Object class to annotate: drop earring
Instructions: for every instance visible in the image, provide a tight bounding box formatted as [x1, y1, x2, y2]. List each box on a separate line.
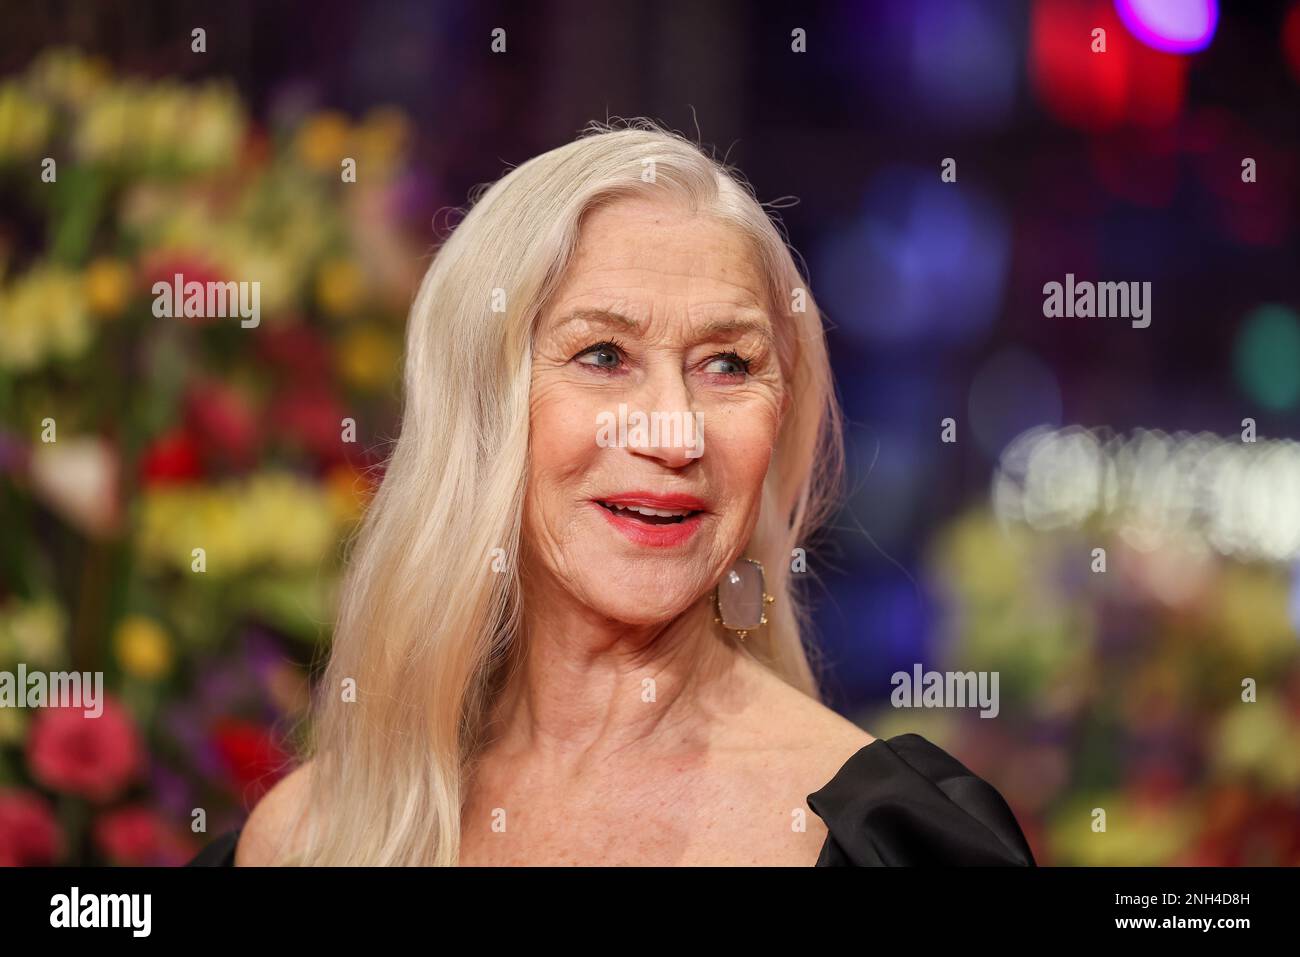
[713, 558, 775, 641]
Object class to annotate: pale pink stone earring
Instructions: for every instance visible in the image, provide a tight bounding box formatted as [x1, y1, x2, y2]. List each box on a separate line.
[713, 558, 774, 641]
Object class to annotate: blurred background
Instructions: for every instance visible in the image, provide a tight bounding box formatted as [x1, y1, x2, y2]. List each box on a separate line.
[1, 0, 1298, 865]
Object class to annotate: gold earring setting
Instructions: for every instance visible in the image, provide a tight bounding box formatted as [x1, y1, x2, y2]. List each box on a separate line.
[713, 558, 775, 641]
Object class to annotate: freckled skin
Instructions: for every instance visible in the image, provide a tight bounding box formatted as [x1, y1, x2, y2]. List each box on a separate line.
[451, 195, 875, 866]
[526, 196, 785, 627]
[236, 196, 875, 868]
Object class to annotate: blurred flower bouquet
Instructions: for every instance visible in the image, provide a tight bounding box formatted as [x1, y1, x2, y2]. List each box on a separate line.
[900, 507, 1300, 865]
[0, 50, 424, 864]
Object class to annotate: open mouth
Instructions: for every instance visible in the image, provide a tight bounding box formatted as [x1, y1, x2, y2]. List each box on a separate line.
[596, 501, 702, 525]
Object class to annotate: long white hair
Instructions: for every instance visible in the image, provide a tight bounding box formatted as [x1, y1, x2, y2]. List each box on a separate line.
[297, 119, 843, 865]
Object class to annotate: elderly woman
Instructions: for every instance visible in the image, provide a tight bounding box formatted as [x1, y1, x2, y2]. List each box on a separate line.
[191, 122, 1033, 867]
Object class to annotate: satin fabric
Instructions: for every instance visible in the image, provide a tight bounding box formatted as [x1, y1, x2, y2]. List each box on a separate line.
[187, 732, 1035, 867]
[807, 733, 1035, 866]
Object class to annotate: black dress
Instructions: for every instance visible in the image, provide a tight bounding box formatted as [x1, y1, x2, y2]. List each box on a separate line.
[187, 732, 1035, 866]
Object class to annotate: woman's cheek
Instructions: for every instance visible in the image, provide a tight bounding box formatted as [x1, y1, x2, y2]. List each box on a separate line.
[530, 379, 599, 467]
[707, 403, 779, 504]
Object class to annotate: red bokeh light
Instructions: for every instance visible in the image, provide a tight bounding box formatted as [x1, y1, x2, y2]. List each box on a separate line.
[1285, 3, 1300, 82]
[1031, 0, 1189, 130]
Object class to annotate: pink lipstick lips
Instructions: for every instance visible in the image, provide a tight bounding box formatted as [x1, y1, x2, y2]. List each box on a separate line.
[592, 492, 707, 547]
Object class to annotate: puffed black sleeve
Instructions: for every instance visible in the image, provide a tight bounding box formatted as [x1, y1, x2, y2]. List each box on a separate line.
[806, 733, 1035, 866]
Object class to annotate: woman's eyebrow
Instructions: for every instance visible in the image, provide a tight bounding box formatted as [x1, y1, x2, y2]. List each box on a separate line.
[551, 310, 769, 343]
[695, 316, 773, 342]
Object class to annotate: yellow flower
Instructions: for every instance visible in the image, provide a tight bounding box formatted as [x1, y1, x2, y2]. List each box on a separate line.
[1211, 700, 1300, 793]
[182, 84, 245, 170]
[74, 78, 244, 171]
[0, 706, 26, 745]
[226, 243, 296, 317]
[337, 323, 398, 390]
[84, 258, 133, 318]
[356, 106, 409, 176]
[243, 473, 338, 568]
[1210, 565, 1295, 663]
[295, 111, 351, 172]
[27, 49, 110, 108]
[316, 258, 364, 318]
[0, 82, 53, 158]
[1047, 793, 1196, 866]
[136, 473, 341, 577]
[113, 615, 173, 680]
[75, 85, 131, 163]
[1, 598, 66, 667]
[0, 265, 90, 371]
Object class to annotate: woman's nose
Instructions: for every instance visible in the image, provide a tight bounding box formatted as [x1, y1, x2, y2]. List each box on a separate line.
[623, 364, 704, 468]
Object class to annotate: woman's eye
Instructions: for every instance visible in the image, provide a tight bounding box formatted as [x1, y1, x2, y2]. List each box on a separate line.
[704, 352, 750, 376]
[575, 342, 623, 369]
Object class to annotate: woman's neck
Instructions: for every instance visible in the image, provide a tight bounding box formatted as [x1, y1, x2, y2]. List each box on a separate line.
[484, 595, 749, 769]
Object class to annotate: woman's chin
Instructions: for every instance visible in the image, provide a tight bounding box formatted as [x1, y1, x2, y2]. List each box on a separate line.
[578, 589, 706, 630]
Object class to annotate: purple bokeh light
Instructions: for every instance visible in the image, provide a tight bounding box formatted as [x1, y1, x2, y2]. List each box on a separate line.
[816, 167, 1010, 349]
[1115, 0, 1218, 54]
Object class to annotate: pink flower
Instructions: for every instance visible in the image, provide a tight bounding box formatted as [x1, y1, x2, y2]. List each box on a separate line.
[93, 805, 171, 866]
[0, 789, 62, 866]
[27, 698, 142, 802]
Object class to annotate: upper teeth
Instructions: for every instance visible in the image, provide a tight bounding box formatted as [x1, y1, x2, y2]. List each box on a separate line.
[606, 503, 692, 517]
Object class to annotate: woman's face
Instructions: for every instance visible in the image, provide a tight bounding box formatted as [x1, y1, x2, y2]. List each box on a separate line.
[525, 195, 786, 627]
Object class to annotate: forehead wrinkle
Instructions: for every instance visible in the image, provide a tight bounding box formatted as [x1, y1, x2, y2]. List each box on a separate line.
[547, 306, 774, 350]
[550, 308, 641, 335]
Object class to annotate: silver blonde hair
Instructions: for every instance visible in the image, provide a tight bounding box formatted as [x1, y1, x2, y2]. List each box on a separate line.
[296, 119, 843, 865]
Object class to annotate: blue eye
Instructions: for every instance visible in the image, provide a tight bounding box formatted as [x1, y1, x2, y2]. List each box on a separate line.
[704, 352, 751, 376]
[574, 340, 623, 369]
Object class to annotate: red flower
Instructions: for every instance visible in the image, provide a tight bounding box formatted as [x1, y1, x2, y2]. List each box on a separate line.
[270, 387, 348, 466]
[211, 719, 288, 802]
[139, 428, 204, 485]
[91, 800, 187, 868]
[27, 698, 143, 802]
[185, 380, 260, 469]
[141, 254, 227, 290]
[0, 789, 62, 866]
[139, 254, 230, 327]
[256, 322, 333, 385]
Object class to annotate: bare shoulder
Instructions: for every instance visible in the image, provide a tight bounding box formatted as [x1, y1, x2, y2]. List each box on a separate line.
[735, 657, 875, 783]
[235, 760, 314, 866]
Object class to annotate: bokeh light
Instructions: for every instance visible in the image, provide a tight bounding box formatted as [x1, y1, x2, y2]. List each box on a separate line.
[1234, 304, 1300, 411]
[906, 0, 1019, 129]
[832, 0, 1018, 131]
[994, 427, 1300, 562]
[1031, 0, 1189, 130]
[816, 168, 1009, 348]
[1286, 3, 1300, 82]
[1115, 0, 1219, 54]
